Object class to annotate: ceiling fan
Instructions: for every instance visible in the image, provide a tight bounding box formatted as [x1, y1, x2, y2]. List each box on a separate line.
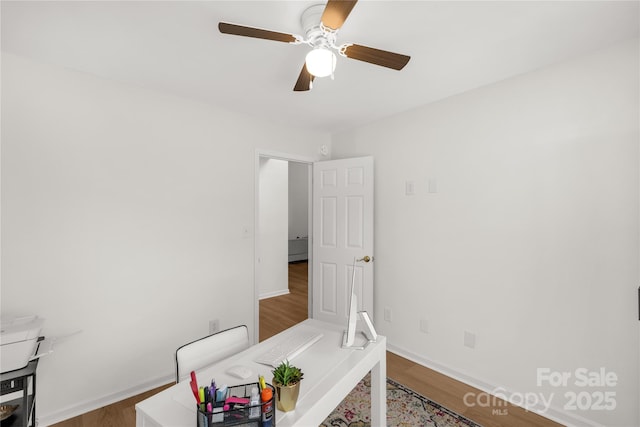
[218, 0, 410, 92]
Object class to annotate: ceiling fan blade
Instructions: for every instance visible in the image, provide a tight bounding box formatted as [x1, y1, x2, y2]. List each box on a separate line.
[218, 22, 297, 43]
[293, 63, 315, 92]
[342, 44, 410, 70]
[321, 0, 358, 30]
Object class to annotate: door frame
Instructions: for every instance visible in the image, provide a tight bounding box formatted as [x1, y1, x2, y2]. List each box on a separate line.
[254, 149, 314, 344]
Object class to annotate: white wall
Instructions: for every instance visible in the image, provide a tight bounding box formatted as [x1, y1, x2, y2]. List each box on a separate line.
[333, 38, 639, 427]
[0, 53, 329, 424]
[288, 162, 309, 240]
[258, 158, 289, 298]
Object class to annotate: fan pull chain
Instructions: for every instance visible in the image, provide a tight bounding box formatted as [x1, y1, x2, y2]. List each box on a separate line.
[331, 53, 336, 80]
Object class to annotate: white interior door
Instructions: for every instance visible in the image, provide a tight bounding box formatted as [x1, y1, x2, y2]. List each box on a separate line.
[312, 156, 374, 325]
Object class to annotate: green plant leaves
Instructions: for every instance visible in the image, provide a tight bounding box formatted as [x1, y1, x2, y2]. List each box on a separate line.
[272, 360, 304, 386]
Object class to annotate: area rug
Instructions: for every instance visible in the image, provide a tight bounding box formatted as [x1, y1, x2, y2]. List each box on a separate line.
[320, 374, 482, 427]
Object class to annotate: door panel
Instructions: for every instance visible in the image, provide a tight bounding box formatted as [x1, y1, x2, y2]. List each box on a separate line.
[320, 262, 337, 314]
[346, 196, 364, 248]
[312, 156, 374, 325]
[320, 197, 337, 247]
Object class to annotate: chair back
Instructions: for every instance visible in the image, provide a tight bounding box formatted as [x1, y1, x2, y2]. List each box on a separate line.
[175, 325, 250, 383]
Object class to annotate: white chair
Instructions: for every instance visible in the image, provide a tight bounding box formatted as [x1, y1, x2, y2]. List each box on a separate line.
[175, 325, 250, 383]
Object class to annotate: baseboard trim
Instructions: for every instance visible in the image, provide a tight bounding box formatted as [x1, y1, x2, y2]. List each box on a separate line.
[387, 342, 603, 427]
[36, 373, 174, 426]
[259, 289, 290, 300]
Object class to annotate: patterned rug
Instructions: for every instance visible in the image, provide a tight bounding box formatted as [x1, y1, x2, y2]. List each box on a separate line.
[320, 374, 482, 427]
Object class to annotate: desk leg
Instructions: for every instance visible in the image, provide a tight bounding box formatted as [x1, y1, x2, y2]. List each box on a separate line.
[370, 351, 387, 427]
[136, 408, 162, 427]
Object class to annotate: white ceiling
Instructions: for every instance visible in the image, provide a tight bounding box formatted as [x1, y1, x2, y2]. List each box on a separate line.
[2, 1, 639, 133]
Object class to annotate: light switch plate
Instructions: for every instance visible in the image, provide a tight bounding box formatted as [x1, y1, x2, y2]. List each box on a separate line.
[428, 178, 438, 193]
[405, 181, 415, 195]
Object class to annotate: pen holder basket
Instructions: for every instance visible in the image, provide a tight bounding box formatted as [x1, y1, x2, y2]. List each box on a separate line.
[196, 382, 276, 427]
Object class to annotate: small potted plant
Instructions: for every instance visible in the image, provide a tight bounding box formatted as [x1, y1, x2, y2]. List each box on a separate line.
[271, 360, 304, 412]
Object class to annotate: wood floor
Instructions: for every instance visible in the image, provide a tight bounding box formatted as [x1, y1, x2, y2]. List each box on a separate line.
[258, 260, 310, 342]
[51, 261, 562, 427]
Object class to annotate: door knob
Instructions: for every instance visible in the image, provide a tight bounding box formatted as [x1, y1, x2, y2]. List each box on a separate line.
[358, 256, 371, 263]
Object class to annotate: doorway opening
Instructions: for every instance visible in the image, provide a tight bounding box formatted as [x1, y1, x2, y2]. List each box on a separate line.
[255, 151, 313, 343]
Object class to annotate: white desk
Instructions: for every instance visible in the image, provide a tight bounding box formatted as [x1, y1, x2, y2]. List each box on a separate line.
[135, 319, 386, 427]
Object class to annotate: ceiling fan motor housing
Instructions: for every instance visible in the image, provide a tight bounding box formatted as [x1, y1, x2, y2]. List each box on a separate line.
[301, 4, 337, 50]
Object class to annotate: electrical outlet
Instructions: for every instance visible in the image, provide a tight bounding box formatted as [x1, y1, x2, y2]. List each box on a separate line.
[209, 319, 220, 334]
[464, 331, 476, 349]
[420, 318, 429, 334]
[384, 307, 392, 322]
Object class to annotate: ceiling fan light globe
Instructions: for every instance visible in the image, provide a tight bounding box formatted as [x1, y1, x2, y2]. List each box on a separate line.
[305, 48, 336, 78]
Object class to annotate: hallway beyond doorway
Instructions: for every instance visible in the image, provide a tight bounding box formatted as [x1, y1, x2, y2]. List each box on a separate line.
[259, 261, 308, 341]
